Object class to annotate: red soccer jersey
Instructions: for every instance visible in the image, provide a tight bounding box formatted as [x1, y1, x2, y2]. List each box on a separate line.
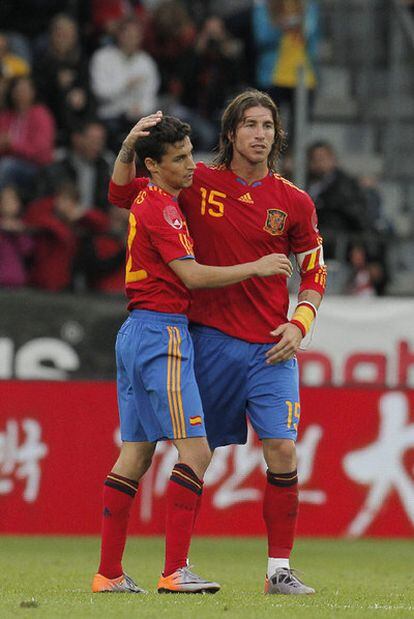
[178, 162, 325, 342]
[109, 179, 194, 314]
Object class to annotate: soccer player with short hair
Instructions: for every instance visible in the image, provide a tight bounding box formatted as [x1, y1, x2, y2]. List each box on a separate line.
[92, 113, 293, 594]
[178, 90, 327, 594]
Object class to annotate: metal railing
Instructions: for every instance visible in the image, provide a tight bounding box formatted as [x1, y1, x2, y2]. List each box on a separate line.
[293, 65, 308, 189]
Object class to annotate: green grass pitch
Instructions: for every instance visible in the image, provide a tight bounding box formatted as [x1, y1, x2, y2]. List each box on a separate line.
[1, 536, 414, 618]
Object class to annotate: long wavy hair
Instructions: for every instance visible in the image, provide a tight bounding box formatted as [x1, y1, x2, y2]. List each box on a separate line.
[213, 90, 285, 171]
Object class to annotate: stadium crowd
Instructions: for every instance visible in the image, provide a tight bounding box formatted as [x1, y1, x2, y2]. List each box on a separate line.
[0, 0, 393, 296]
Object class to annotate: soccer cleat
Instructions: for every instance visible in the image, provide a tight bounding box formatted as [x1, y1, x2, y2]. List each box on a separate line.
[92, 572, 146, 593]
[264, 568, 315, 595]
[157, 566, 220, 594]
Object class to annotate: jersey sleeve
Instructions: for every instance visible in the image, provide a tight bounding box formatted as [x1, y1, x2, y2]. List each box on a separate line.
[289, 190, 327, 296]
[289, 190, 320, 253]
[108, 177, 149, 209]
[141, 201, 195, 265]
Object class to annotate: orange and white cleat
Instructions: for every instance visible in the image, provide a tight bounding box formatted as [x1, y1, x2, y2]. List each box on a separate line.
[157, 566, 220, 594]
[92, 572, 146, 593]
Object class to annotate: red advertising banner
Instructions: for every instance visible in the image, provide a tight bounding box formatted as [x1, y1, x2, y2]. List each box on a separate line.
[1, 381, 413, 537]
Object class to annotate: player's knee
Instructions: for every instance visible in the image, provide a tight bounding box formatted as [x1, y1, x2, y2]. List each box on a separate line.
[196, 444, 212, 475]
[177, 439, 212, 478]
[137, 452, 153, 476]
[115, 444, 154, 480]
[263, 438, 296, 471]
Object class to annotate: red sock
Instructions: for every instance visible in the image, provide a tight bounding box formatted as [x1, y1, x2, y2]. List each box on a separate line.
[164, 463, 203, 577]
[98, 472, 138, 579]
[192, 493, 202, 533]
[263, 469, 298, 558]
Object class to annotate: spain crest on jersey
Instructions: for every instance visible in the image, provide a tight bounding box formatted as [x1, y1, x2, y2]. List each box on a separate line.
[263, 209, 287, 236]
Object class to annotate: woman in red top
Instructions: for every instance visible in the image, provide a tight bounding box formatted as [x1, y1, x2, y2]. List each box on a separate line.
[0, 76, 55, 190]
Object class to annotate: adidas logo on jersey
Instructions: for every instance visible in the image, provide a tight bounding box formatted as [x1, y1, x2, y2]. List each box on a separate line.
[238, 192, 254, 204]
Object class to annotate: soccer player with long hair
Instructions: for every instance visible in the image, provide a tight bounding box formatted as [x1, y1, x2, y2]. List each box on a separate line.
[179, 90, 326, 594]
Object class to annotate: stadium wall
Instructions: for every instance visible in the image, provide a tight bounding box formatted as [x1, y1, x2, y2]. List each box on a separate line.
[1, 291, 413, 536]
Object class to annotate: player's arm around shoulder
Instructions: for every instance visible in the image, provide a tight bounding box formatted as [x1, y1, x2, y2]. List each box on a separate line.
[168, 253, 293, 290]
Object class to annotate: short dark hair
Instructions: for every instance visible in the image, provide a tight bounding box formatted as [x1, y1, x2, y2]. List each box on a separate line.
[307, 141, 336, 157]
[135, 116, 191, 169]
[71, 118, 105, 136]
[214, 89, 285, 171]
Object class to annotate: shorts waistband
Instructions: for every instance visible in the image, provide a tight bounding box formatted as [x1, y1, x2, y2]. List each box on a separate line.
[189, 323, 232, 338]
[129, 309, 188, 325]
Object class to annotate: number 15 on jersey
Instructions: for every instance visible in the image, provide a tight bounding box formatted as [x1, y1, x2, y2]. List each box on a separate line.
[200, 187, 226, 218]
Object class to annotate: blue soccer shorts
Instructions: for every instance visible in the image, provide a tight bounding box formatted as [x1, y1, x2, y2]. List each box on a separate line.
[190, 325, 300, 449]
[116, 309, 206, 442]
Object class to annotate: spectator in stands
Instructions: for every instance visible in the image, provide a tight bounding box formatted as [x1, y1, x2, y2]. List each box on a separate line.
[194, 16, 243, 122]
[218, 1, 256, 87]
[24, 182, 81, 291]
[34, 14, 95, 144]
[41, 120, 114, 212]
[0, 185, 33, 287]
[359, 175, 391, 234]
[279, 146, 294, 181]
[0, 32, 30, 81]
[0, 0, 84, 41]
[0, 72, 8, 112]
[345, 243, 388, 297]
[306, 141, 369, 259]
[145, 0, 197, 101]
[0, 76, 55, 192]
[177, 0, 256, 88]
[76, 206, 128, 294]
[24, 181, 107, 292]
[145, 1, 216, 149]
[90, 16, 159, 149]
[91, 0, 148, 44]
[253, 0, 319, 141]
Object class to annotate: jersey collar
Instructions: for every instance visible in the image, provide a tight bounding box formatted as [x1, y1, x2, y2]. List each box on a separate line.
[229, 168, 271, 188]
[148, 181, 178, 201]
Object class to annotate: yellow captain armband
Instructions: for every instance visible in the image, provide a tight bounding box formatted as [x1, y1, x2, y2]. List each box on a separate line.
[290, 301, 317, 338]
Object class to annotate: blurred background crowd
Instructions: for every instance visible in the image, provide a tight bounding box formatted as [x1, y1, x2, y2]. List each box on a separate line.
[0, 0, 413, 297]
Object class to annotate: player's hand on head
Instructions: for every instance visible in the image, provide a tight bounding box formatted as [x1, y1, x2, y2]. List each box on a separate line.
[123, 111, 163, 147]
[265, 322, 302, 364]
[255, 253, 293, 278]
